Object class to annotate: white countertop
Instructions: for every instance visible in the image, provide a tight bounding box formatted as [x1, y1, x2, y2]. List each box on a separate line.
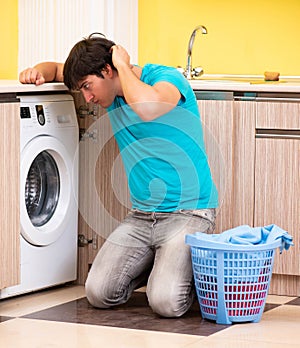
[1, 76, 300, 94]
[189, 75, 300, 93]
[0, 80, 67, 93]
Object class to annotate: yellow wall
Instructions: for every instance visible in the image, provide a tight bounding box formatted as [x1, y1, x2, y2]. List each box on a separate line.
[138, 0, 300, 75]
[2, 1, 300, 77]
[0, 0, 18, 79]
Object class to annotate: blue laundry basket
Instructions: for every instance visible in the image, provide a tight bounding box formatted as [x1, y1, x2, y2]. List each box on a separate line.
[186, 234, 281, 325]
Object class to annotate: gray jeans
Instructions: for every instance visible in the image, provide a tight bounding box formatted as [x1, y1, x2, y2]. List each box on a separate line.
[85, 208, 216, 318]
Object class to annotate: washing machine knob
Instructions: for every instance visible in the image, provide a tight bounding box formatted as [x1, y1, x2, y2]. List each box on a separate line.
[35, 105, 46, 126]
[37, 113, 45, 126]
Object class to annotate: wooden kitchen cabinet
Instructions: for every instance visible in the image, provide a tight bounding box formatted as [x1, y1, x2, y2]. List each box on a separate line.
[199, 97, 300, 296]
[77, 97, 243, 281]
[198, 100, 235, 233]
[72, 92, 129, 284]
[198, 100, 256, 233]
[255, 137, 299, 273]
[77, 98, 257, 283]
[76, 93, 299, 296]
[0, 100, 20, 289]
[254, 101, 300, 295]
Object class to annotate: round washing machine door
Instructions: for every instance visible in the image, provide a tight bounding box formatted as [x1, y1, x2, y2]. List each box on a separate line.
[21, 136, 73, 246]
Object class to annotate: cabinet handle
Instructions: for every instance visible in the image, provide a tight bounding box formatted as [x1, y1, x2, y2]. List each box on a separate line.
[256, 129, 300, 139]
[256, 97, 300, 102]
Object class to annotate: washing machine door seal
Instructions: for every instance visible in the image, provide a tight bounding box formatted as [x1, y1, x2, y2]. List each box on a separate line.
[21, 135, 73, 246]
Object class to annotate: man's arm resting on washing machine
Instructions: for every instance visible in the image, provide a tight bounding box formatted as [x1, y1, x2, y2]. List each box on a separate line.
[19, 62, 64, 85]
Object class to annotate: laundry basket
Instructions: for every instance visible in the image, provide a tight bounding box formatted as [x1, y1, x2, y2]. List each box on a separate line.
[186, 234, 281, 325]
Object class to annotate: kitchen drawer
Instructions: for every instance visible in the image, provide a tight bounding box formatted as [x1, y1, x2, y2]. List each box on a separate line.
[256, 101, 300, 130]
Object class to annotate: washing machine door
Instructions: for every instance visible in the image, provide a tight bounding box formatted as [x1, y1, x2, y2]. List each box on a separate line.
[21, 136, 73, 246]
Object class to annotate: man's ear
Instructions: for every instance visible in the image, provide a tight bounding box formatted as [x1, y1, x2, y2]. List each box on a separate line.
[103, 64, 114, 78]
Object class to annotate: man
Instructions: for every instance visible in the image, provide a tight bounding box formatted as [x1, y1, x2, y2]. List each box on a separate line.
[19, 33, 218, 317]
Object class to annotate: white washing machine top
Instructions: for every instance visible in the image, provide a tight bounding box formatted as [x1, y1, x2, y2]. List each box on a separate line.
[19, 94, 78, 144]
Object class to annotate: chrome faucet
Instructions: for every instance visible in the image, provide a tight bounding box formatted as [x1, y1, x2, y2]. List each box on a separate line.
[183, 25, 207, 79]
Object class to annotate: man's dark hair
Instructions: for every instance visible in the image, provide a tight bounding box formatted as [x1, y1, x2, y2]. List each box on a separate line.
[63, 33, 116, 90]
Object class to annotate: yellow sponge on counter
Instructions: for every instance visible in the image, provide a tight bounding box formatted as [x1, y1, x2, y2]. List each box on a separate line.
[264, 71, 280, 81]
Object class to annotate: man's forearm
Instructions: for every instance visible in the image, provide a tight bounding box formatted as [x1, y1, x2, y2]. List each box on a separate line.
[33, 62, 64, 82]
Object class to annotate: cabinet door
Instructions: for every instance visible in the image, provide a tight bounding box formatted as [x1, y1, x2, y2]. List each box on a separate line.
[198, 100, 234, 233]
[72, 93, 130, 283]
[199, 100, 256, 233]
[255, 136, 300, 275]
[85, 110, 130, 265]
[255, 101, 300, 276]
[0, 102, 20, 289]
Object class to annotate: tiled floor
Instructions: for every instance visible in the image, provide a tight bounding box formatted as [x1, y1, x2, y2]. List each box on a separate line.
[1, 284, 300, 347]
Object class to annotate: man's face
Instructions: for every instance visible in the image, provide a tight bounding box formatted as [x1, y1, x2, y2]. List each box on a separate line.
[78, 72, 116, 108]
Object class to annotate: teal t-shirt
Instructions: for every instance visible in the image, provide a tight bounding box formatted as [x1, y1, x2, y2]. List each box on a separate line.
[107, 64, 218, 212]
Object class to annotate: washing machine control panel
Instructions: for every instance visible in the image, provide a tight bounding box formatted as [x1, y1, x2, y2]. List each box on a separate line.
[20, 104, 50, 127]
[19, 94, 78, 131]
[21, 105, 46, 125]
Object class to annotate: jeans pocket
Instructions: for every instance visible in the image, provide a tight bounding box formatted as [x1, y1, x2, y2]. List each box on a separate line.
[178, 208, 216, 232]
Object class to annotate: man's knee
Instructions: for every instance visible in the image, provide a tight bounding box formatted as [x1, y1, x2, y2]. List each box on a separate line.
[85, 276, 110, 309]
[85, 274, 129, 309]
[147, 287, 192, 318]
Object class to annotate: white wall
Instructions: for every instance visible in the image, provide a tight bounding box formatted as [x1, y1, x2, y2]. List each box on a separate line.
[18, 0, 138, 71]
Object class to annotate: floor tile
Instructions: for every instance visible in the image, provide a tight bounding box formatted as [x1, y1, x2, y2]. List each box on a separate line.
[186, 336, 300, 348]
[1, 284, 299, 347]
[286, 297, 300, 306]
[0, 316, 13, 323]
[0, 318, 203, 348]
[267, 294, 297, 305]
[208, 305, 300, 345]
[0, 285, 85, 317]
[23, 292, 229, 336]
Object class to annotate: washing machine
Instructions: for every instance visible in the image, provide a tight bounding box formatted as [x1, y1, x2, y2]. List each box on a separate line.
[0, 93, 78, 299]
